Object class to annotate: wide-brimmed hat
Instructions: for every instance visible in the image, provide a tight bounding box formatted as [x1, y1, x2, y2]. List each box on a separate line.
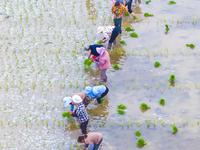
[97, 26, 104, 33]
[72, 95, 82, 103]
[83, 45, 90, 51]
[63, 97, 72, 107]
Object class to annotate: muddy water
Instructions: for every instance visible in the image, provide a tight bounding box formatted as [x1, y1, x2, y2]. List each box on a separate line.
[0, 0, 200, 149]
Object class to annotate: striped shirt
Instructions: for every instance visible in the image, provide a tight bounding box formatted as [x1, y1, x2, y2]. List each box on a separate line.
[96, 51, 110, 70]
[72, 102, 89, 124]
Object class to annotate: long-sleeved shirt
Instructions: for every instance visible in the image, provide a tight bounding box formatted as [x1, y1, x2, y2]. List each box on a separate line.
[91, 44, 103, 56]
[95, 51, 110, 70]
[71, 102, 89, 124]
[111, 3, 127, 19]
[100, 26, 115, 42]
[84, 132, 103, 147]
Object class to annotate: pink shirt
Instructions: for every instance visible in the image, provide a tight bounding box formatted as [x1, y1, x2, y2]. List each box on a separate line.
[96, 51, 110, 70]
[85, 132, 103, 145]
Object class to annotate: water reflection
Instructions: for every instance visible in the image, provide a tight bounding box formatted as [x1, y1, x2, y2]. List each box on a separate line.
[86, 0, 97, 20]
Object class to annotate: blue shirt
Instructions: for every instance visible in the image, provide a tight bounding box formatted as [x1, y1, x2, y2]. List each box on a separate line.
[116, 0, 129, 4]
[83, 85, 106, 99]
[91, 44, 103, 56]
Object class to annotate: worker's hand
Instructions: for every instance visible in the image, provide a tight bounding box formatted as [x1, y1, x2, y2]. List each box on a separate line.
[70, 111, 74, 115]
[92, 98, 94, 101]
[93, 60, 96, 63]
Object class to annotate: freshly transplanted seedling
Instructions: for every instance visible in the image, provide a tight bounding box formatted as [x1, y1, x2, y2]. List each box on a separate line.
[154, 61, 161, 67]
[136, 138, 147, 147]
[159, 99, 165, 106]
[130, 32, 138, 38]
[120, 40, 127, 45]
[135, 131, 141, 137]
[186, 44, 195, 49]
[113, 64, 122, 70]
[117, 104, 127, 109]
[62, 112, 71, 119]
[169, 74, 176, 82]
[125, 26, 135, 31]
[168, 1, 176, 5]
[144, 13, 154, 17]
[165, 24, 170, 30]
[124, 12, 130, 17]
[140, 103, 151, 109]
[100, 98, 105, 103]
[96, 41, 103, 45]
[84, 59, 93, 68]
[172, 125, 178, 134]
[117, 109, 125, 115]
[146, 0, 151, 4]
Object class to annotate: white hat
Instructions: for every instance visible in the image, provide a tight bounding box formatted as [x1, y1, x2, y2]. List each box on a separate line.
[83, 45, 90, 51]
[72, 95, 82, 103]
[63, 97, 72, 107]
[97, 26, 104, 33]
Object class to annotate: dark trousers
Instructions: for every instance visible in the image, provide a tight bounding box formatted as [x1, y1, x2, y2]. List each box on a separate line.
[113, 18, 122, 29]
[93, 138, 103, 150]
[80, 119, 89, 134]
[127, 0, 133, 14]
[97, 86, 109, 104]
[109, 27, 121, 43]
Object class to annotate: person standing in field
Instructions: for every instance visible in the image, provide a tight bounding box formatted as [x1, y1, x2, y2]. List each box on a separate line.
[111, 1, 127, 29]
[78, 132, 103, 150]
[69, 95, 89, 134]
[97, 26, 122, 49]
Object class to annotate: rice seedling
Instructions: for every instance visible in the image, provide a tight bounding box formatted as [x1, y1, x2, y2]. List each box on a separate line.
[117, 104, 127, 109]
[96, 41, 103, 45]
[130, 32, 138, 38]
[99, 122, 102, 127]
[169, 74, 176, 82]
[120, 40, 127, 45]
[144, 13, 154, 17]
[84, 59, 93, 68]
[140, 103, 151, 109]
[186, 44, 195, 49]
[124, 12, 130, 17]
[197, 120, 199, 125]
[100, 98, 105, 103]
[135, 131, 141, 137]
[154, 61, 161, 67]
[159, 99, 165, 106]
[172, 125, 178, 134]
[117, 110, 125, 115]
[113, 64, 122, 70]
[125, 27, 134, 31]
[62, 112, 71, 119]
[136, 138, 147, 147]
[136, 121, 141, 127]
[165, 24, 170, 30]
[146, 120, 151, 126]
[146, 0, 151, 4]
[168, 1, 176, 5]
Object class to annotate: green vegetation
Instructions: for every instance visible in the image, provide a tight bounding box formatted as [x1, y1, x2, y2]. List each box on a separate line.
[169, 74, 176, 82]
[144, 13, 154, 17]
[120, 40, 127, 45]
[113, 64, 122, 70]
[140, 103, 151, 109]
[186, 44, 195, 49]
[130, 32, 138, 38]
[172, 125, 178, 133]
[124, 12, 130, 17]
[168, 1, 176, 5]
[136, 138, 147, 147]
[62, 112, 71, 119]
[117, 104, 127, 109]
[117, 109, 125, 115]
[159, 99, 165, 106]
[146, 0, 151, 4]
[125, 26, 135, 31]
[165, 24, 170, 30]
[84, 59, 93, 68]
[100, 98, 105, 103]
[135, 130, 141, 137]
[154, 61, 161, 67]
[96, 41, 103, 45]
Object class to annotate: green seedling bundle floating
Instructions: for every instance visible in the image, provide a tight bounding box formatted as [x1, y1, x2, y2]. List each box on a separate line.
[62, 112, 71, 119]
[169, 74, 176, 82]
[140, 103, 151, 109]
[172, 125, 178, 134]
[113, 64, 122, 70]
[130, 32, 138, 38]
[168, 1, 176, 5]
[125, 27, 135, 31]
[117, 104, 127, 109]
[136, 138, 147, 147]
[117, 109, 125, 115]
[186, 44, 195, 49]
[159, 99, 165, 106]
[154, 61, 161, 67]
[144, 13, 154, 17]
[146, 0, 151, 4]
[165, 24, 170, 31]
[135, 130, 141, 137]
[120, 40, 127, 45]
[84, 59, 93, 68]
[124, 12, 130, 17]
[96, 41, 103, 45]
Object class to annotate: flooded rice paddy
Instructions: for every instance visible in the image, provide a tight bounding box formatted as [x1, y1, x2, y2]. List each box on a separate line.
[0, 0, 200, 149]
